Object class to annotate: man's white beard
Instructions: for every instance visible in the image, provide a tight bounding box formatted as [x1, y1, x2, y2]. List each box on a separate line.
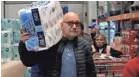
[68, 32, 77, 40]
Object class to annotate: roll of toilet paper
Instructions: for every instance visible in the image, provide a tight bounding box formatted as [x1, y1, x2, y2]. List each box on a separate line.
[12, 19, 21, 31]
[13, 31, 21, 44]
[1, 19, 13, 31]
[1, 19, 21, 31]
[1, 45, 13, 63]
[12, 44, 20, 60]
[1, 30, 13, 44]
[18, 1, 63, 51]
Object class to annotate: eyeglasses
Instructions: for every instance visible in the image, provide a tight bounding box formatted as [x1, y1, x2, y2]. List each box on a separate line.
[64, 21, 80, 27]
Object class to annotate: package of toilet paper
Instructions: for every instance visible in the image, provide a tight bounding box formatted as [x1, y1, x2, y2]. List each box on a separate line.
[18, 1, 63, 51]
[1, 19, 21, 31]
[13, 31, 20, 44]
[1, 45, 13, 62]
[12, 44, 20, 60]
[1, 30, 13, 44]
[1, 19, 13, 31]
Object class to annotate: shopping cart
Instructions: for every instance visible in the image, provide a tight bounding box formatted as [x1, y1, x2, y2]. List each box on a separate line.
[95, 59, 128, 77]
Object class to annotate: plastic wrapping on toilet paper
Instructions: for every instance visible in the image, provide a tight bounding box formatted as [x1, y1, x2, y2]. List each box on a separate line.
[1, 30, 13, 44]
[1, 19, 21, 31]
[12, 44, 20, 60]
[1, 45, 13, 63]
[18, 1, 63, 51]
[13, 31, 21, 44]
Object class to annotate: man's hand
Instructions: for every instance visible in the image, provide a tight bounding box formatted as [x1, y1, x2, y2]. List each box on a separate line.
[20, 31, 30, 43]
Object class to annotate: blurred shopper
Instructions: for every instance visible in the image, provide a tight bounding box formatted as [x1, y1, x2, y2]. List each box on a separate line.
[78, 22, 92, 44]
[123, 47, 139, 77]
[92, 33, 123, 58]
[88, 19, 100, 42]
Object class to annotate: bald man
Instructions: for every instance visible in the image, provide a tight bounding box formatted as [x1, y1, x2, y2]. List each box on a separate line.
[19, 12, 96, 77]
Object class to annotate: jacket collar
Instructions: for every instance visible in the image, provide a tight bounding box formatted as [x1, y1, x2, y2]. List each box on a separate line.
[60, 36, 78, 46]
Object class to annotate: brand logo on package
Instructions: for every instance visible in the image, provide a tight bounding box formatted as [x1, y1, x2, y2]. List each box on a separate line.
[37, 32, 46, 47]
[31, 8, 41, 26]
[31, 8, 46, 47]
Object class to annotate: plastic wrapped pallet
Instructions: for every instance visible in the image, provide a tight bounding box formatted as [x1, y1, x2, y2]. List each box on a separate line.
[130, 1, 139, 12]
[18, 1, 63, 51]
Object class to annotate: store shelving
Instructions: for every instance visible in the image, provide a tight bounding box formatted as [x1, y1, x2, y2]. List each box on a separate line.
[96, 1, 139, 58]
[98, 12, 139, 22]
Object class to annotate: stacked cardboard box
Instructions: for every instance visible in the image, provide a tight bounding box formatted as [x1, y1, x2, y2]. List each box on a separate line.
[122, 29, 139, 58]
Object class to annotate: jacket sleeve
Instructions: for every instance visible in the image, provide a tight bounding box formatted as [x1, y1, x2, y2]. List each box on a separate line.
[86, 45, 96, 77]
[30, 65, 41, 77]
[110, 48, 123, 58]
[18, 41, 56, 67]
[122, 60, 137, 77]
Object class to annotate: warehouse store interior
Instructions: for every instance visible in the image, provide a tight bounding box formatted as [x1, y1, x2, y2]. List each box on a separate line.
[1, 1, 139, 77]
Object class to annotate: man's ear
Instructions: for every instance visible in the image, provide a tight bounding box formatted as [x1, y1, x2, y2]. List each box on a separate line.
[61, 21, 64, 29]
[61, 22, 63, 27]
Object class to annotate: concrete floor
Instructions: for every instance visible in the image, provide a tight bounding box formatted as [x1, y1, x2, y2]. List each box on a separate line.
[1, 60, 27, 77]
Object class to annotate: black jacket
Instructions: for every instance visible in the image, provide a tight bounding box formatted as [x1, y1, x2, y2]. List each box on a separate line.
[18, 37, 96, 77]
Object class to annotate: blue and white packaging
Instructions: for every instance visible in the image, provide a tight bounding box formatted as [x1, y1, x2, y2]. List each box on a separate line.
[18, 1, 63, 51]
